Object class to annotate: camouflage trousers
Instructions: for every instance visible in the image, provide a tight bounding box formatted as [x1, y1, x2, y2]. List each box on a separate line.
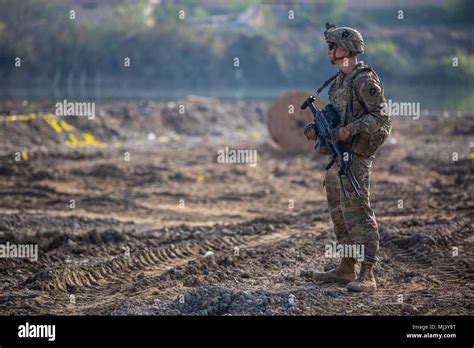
[324, 154, 379, 264]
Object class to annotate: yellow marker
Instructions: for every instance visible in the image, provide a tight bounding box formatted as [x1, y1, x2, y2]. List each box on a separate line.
[21, 151, 28, 161]
[8, 113, 37, 122]
[1, 113, 36, 122]
[468, 153, 474, 159]
[59, 120, 75, 131]
[65, 133, 107, 149]
[196, 175, 205, 183]
[251, 130, 262, 140]
[19, 113, 37, 121]
[82, 133, 107, 148]
[65, 134, 80, 148]
[1, 111, 109, 150]
[43, 114, 63, 133]
[159, 135, 170, 143]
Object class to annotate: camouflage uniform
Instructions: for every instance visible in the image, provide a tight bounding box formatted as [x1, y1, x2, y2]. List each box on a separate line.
[303, 24, 392, 292]
[323, 62, 391, 260]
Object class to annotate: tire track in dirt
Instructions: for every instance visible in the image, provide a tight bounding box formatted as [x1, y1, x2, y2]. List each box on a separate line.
[10, 223, 312, 314]
[380, 216, 472, 281]
[373, 214, 472, 313]
[26, 212, 470, 313]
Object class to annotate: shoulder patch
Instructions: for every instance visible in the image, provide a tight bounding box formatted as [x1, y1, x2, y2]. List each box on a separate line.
[357, 78, 383, 105]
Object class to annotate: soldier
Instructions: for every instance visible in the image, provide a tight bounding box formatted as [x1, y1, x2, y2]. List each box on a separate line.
[302, 23, 392, 292]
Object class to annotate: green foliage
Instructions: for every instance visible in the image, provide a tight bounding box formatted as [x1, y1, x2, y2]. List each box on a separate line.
[153, 1, 182, 26]
[324, 0, 347, 22]
[438, 52, 474, 83]
[223, 33, 286, 86]
[287, 0, 346, 28]
[364, 41, 410, 76]
[445, 0, 474, 22]
[225, 0, 258, 13]
[193, 6, 209, 18]
[299, 46, 317, 63]
[366, 41, 397, 57]
[115, 0, 153, 35]
[0, 0, 472, 91]
[260, 5, 275, 32]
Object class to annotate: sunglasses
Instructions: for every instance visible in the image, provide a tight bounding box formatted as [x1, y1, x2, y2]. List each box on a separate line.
[328, 42, 336, 50]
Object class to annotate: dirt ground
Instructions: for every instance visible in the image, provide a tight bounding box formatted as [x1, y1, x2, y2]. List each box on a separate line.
[0, 100, 472, 315]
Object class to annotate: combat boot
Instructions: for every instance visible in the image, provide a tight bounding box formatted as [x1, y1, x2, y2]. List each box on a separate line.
[301, 258, 356, 285]
[346, 262, 377, 292]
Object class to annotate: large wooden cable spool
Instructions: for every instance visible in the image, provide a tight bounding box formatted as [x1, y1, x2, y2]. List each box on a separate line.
[267, 91, 326, 154]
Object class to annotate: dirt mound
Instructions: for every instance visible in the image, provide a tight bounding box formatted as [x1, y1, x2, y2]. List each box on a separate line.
[0, 100, 269, 157]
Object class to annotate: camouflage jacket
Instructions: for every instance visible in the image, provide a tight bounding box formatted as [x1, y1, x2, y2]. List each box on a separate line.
[319, 62, 392, 157]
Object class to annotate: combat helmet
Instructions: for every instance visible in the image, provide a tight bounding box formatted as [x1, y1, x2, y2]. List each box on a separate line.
[324, 22, 364, 54]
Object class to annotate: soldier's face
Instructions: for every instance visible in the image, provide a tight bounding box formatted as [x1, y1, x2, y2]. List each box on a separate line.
[327, 47, 349, 65]
[327, 47, 334, 62]
[327, 47, 339, 64]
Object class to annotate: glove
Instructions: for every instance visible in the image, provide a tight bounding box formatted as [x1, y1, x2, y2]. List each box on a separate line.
[315, 141, 331, 155]
[303, 123, 317, 141]
[336, 126, 352, 141]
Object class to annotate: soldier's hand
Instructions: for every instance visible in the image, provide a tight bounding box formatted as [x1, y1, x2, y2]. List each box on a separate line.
[336, 126, 351, 141]
[304, 123, 316, 141]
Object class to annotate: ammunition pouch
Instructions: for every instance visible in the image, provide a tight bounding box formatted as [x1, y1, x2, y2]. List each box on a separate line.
[352, 125, 391, 158]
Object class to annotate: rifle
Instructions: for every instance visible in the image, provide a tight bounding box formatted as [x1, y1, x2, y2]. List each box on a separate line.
[300, 95, 361, 197]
